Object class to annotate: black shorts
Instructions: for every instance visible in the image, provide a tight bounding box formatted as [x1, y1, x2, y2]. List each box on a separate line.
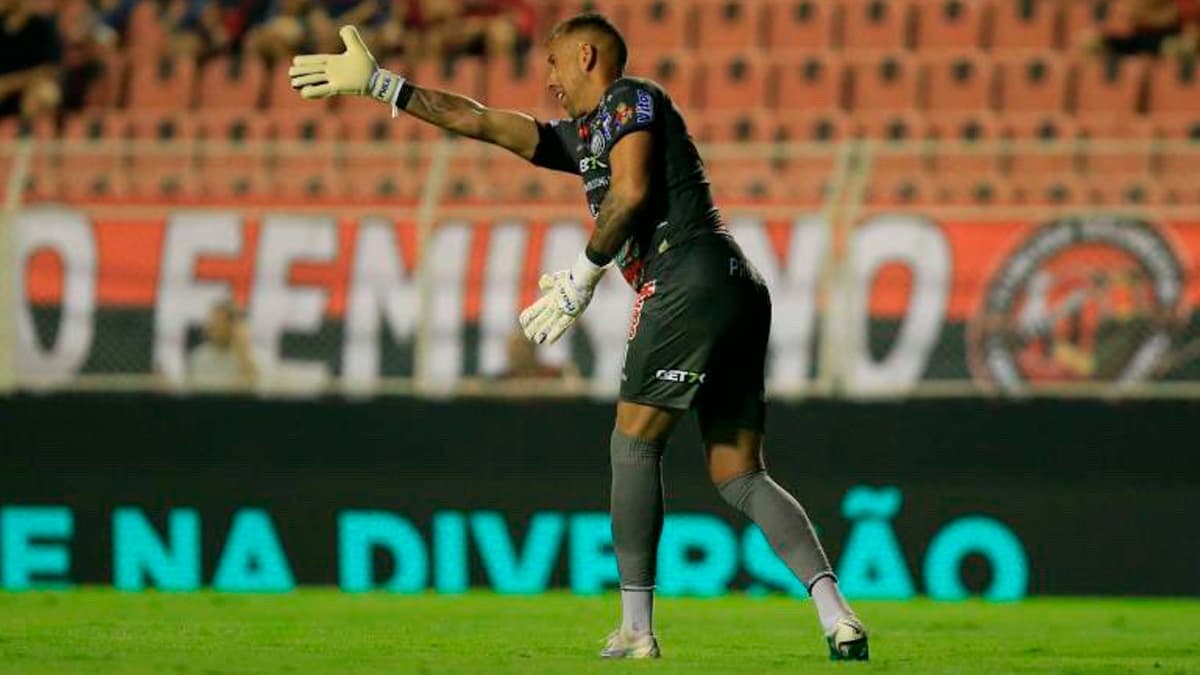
[619, 233, 771, 431]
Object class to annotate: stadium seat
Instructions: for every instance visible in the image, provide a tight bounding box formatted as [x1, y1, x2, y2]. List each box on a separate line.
[861, 169, 932, 206]
[995, 51, 1069, 114]
[58, 112, 133, 199]
[126, 56, 197, 110]
[920, 51, 994, 112]
[622, 0, 693, 49]
[125, 0, 167, 60]
[989, 0, 1061, 50]
[0, 116, 56, 140]
[1085, 175, 1161, 206]
[483, 55, 550, 112]
[923, 111, 1002, 174]
[693, 0, 765, 50]
[83, 51, 126, 109]
[1064, 0, 1132, 44]
[411, 58, 485, 102]
[628, 50, 699, 110]
[770, 110, 854, 143]
[699, 51, 770, 109]
[193, 110, 272, 197]
[846, 53, 919, 111]
[841, 0, 914, 51]
[692, 110, 775, 143]
[1010, 172, 1097, 205]
[1000, 113, 1080, 175]
[198, 56, 266, 109]
[1075, 115, 1154, 175]
[556, 0, 629, 26]
[1071, 56, 1150, 129]
[772, 53, 846, 112]
[913, 0, 990, 51]
[1148, 116, 1200, 180]
[1147, 58, 1200, 115]
[706, 158, 788, 202]
[764, 0, 840, 50]
[928, 171, 1017, 205]
[269, 164, 344, 200]
[125, 112, 201, 198]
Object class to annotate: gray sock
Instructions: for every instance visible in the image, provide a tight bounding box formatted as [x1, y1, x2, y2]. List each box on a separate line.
[717, 469, 833, 588]
[610, 429, 664, 633]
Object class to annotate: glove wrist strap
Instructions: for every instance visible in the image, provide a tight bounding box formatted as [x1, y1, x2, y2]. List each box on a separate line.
[570, 250, 608, 290]
[367, 69, 410, 118]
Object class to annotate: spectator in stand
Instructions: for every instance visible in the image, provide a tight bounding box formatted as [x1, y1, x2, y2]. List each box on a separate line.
[0, 0, 62, 119]
[311, 0, 383, 52]
[187, 299, 258, 389]
[1081, 0, 1200, 58]
[58, 0, 117, 111]
[162, 0, 236, 58]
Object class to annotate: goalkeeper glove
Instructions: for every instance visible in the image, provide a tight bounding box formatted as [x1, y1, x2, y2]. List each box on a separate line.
[519, 251, 609, 345]
[288, 25, 408, 113]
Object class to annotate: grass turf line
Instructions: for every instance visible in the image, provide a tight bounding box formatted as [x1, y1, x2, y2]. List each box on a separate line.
[2, 590, 1199, 674]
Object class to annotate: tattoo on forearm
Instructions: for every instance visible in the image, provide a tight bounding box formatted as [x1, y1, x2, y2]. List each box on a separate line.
[589, 190, 643, 260]
[403, 86, 485, 137]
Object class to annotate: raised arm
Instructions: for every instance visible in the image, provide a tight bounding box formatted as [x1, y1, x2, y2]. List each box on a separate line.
[288, 25, 539, 159]
[400, 86, 540, 160]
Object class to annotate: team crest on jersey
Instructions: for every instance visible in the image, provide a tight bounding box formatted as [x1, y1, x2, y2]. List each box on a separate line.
[615, 103, 632, 126]
[590, 132, 605, 156]
[635, 89, 653, 124]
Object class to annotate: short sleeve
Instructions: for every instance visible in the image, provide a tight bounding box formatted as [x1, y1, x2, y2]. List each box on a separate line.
[530, 118, 580, 175]
[599, 79, 658, 148]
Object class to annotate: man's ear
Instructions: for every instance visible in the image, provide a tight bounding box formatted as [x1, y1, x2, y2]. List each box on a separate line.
[579, 41, 598, 72]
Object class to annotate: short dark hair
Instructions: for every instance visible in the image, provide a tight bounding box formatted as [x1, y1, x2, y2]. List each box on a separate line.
[549, 12, 628, 75]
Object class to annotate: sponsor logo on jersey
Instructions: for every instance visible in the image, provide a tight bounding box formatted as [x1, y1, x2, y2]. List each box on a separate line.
[635, 89, 654, 124]
[590, 133, 605, 156]
[655, 368, 706, 384]
[579, 156, 608, 173]
[583, 175, 610, 192]
[967, 216, 1186, 392]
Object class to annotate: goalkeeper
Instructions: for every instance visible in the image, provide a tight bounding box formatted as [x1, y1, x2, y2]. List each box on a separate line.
[289, 15, 868, 662]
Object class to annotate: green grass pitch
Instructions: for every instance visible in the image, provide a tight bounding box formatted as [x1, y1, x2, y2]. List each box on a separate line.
[2, 590, 1199, 674]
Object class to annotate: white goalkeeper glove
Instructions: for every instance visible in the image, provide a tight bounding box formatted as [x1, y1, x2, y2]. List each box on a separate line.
[288, 25, 407, 112]
[519, 251, 609, 345]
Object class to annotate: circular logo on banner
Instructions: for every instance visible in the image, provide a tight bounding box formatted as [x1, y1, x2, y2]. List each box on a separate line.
[967, 216, 1186, 391]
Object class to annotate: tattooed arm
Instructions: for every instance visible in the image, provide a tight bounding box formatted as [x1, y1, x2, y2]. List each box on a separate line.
[585, 130, 652, 263]
[401, 86, 541, 160]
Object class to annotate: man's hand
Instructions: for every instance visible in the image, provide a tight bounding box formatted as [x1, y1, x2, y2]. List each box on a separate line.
[289, 25, 404, 105]
[519, 252, 608, 345]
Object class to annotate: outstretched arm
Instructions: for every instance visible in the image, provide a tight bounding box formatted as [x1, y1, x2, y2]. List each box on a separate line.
[400, 86, 540, 160]
[288, 25, 540, 159]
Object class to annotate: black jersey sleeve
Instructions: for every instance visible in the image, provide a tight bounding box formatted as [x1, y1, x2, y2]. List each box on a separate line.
[529, 118, 580, 175]
[599, 79, 659, 148]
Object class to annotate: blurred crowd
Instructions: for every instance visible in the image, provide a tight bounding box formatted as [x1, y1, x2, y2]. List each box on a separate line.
[0, 0, 536, 118]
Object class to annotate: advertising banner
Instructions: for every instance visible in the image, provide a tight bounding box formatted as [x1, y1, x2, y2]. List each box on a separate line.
[14, 205, 1200, 394]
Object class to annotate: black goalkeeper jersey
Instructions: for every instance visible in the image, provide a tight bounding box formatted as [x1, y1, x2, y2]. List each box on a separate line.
[530, 77, 724, 288]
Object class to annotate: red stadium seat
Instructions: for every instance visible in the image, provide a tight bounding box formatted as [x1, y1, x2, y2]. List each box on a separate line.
[841, 0, 914, 51]
[1010, 172, 1094, 205]
[920, 51, 994, 112]
[1147, 58, 1200, 115]
[692, 110, 775, 143]
[58, 112, 133, 199]
[861, 169, 933, 206]
[1064, 0, 1132, 44]
[770, 110, 854, 143]
[126, 56, 197, 110]
[125, 112, 201, 198]
[928, 172, 1017, 205]
[621, 0, 693, 49]
[706, 158, 789, 203]
[924, 111, 1002, 174]
[483, 55, 550, 112]
[198, 56, 266, 109]
[1000, 113, 1080, 175]
[555, 0, 629, 26]
[126, 0, 167, 60]
[628, 50, 699, 110]
[1076, 116, 1154, 175]
[699, 51, 770, 110]
[857, 111, 929, 177]
[989, 0, 1061, 50]
[1072, 56, 1150, 128]
[83, 51, 126, 109]
[693, 0, 765, 50]
[772, 53, 847, 111]
[995, 51, 1068, 114]
[193, 110, 272, 197]
[913, 0, 990, 50]
[846, 53, 919, 112]
[1148, 116, 1200, 179]
[765, 0, 841, 50]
